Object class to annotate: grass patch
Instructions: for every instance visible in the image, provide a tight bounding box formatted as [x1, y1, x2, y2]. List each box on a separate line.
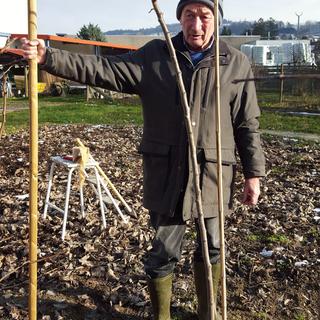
[3, 96, 142, 133]
[247, 233, 290, 245]
[2, 95, 319, 135]
[259, 111, 320, 135]
[258, 91, 320, 110]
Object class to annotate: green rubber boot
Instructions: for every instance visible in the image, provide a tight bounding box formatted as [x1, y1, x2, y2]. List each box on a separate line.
[194, 262, 222, 320]
[147, 273, 173, 320]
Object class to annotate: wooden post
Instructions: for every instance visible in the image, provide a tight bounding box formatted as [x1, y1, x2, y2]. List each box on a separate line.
[151, 1, 215, 318]
[214, 1, 227, 319]
[0, 75, 8, 138]
[86, 85, 90, 102]
[279, 64, 284, 104]
[28, 0, 38, 319]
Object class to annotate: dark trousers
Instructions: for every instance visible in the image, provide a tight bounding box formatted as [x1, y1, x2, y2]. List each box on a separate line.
[144, 210, 221, 279]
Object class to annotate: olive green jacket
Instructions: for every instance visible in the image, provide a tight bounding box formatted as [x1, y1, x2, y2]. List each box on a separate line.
[42, 32, 265, 219]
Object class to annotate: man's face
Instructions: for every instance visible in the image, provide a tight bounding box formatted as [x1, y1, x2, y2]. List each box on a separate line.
[180, 3, 215, 51]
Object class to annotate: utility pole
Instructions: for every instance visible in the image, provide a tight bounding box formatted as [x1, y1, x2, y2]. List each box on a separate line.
[295, 12, 303, 39]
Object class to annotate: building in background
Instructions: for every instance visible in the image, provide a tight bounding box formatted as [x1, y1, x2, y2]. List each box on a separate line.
[1, 34, 137, 97]
[241, 40, 315, 66]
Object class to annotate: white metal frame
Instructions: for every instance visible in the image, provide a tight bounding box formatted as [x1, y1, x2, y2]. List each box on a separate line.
[43, 156, 127, 240]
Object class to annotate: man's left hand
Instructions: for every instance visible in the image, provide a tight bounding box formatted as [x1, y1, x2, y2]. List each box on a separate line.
[242, 177, 261, 205]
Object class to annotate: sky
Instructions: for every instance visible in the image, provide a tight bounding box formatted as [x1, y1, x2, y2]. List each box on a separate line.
[1, 0, 320, 36]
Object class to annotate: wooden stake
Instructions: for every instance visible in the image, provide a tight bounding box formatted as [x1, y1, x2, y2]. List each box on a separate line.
[214, 1, 227, 319]
[151, 1, 215, 318]
[280, 64, 284, 104]
[28, 0, 38, 319]
[76, 138, 134, 216]
[0, 74, 8, 138]
[86, 85, 90, 102]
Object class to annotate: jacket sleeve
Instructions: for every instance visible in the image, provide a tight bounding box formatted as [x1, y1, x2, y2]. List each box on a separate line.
[232, 56, 266, 178]
[41, 47, 146, 95]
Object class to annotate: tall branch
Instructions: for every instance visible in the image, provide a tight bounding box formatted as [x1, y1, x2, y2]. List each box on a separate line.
[151, 1, 215, 318]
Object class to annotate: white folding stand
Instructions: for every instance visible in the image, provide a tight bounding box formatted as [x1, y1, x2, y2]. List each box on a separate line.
[43, 156, 127, 240]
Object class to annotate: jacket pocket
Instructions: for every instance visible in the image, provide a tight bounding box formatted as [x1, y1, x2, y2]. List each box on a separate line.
[203, 148, 236, 165]
[138, 140, 170, 156]
[138, 140, 171, 204]
[201, 157, 235, 207]
[197, 148, 236, 208]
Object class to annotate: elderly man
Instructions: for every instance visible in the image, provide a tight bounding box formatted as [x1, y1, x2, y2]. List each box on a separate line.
[22, 0, 265, 319]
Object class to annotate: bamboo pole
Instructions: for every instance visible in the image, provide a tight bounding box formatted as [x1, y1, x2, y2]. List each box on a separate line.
[28, 0, 38, 319]
[151, 1, 215, 318]
[214, 1, 227, 319]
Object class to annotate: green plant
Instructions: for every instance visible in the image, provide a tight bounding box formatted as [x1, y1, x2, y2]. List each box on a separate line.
[270, 165, 287, 175]
[266, 234, 290, 245]
[254, 311, 269, 319]
[294, 313, 306, 320]
[309, 226, 320, 240]
[247, 234, 261, 241]
[185, 230, 197, 240]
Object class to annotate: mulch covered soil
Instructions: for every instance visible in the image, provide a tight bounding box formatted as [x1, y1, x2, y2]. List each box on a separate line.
[0, 125, 319, 320]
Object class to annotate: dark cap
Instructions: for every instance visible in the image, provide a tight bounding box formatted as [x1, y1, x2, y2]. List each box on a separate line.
[176, 0, 223, 23]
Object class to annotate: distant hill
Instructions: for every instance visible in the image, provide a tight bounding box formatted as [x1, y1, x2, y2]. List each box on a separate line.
[223, 20, 253, 35]
[104, 23, 181, 36]
[104, 20, 255, 36]
[104, 20, 320, 37]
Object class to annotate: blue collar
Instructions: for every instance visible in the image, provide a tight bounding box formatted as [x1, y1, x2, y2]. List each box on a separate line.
[183, 37, 214, 65]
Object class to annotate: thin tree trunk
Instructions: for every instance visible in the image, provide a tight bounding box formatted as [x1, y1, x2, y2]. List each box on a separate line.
[151, 1, 215, 318]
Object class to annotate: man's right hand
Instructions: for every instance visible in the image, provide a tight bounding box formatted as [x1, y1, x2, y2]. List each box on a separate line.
[21, 38, 46, 64]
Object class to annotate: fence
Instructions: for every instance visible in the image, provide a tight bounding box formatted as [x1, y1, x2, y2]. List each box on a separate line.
[252, 65, 320, 97]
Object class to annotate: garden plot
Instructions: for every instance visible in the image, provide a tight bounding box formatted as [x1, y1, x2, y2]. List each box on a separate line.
[0, 125, 319, 320]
